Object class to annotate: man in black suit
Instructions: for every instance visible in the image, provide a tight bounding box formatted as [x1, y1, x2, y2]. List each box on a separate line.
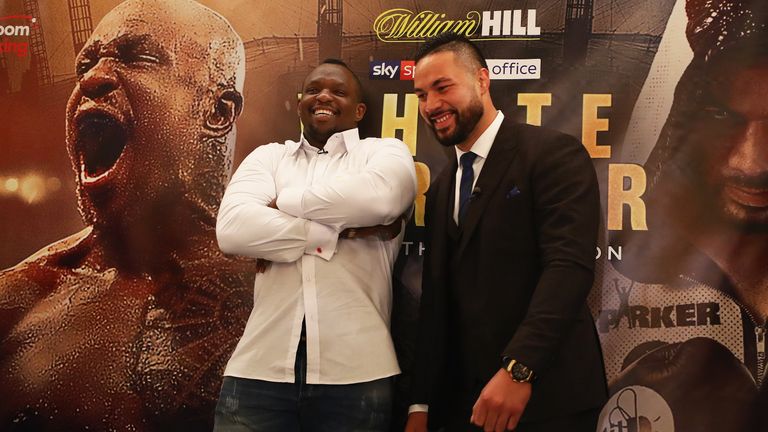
[405, 34, 607, 432]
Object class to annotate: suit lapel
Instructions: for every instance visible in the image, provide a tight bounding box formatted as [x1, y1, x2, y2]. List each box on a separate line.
[455, 120, 519, 260]
[444, 158, 460, 240]
[428, 154, 457, 275]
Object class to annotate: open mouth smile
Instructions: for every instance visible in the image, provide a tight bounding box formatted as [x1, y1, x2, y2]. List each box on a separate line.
[311, 106, 337, 118]
[74, 108, 129, 186]
[430, 111, 455, 130]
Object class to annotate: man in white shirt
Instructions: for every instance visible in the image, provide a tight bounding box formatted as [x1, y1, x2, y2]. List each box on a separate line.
[214, 59, 417, 431]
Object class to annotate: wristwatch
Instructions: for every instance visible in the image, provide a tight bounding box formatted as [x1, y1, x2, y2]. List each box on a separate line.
[502, 357, 535, 383]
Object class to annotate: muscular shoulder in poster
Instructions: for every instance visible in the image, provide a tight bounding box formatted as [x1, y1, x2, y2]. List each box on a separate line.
[0, 0, 252, 430]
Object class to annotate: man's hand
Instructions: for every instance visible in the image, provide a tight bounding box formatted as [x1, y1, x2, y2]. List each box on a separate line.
[471, 369, 532, 432]
[404, 411, 428, 432]
[340, 213, 407, 241]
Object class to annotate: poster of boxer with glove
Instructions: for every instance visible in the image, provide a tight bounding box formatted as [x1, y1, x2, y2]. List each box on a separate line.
[597, 1, 768, 430]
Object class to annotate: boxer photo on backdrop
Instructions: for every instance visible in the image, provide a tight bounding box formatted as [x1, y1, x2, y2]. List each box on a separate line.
[0, 0, 253, 430]
[610, 0, 768, 430]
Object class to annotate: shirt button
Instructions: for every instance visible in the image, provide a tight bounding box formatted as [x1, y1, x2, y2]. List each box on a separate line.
[316, 247, 322, 254]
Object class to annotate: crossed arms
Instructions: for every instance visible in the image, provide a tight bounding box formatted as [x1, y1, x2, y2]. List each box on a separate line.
[216, 139, 417, 262]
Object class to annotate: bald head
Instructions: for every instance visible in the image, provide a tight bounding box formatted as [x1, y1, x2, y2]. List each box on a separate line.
[66, 0, 246, 242]
[94, 0, 245, 95]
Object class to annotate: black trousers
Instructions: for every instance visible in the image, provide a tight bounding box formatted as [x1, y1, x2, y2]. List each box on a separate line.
[442, 407, 600, 432]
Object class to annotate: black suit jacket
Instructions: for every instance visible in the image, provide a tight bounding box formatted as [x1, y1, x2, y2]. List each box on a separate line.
[411, 118, 607, 428]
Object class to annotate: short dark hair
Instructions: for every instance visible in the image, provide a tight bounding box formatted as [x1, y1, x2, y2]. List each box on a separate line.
[414, 33, 488, 70]
[321, 58, 351, 68]
[319, 58, 365, 103]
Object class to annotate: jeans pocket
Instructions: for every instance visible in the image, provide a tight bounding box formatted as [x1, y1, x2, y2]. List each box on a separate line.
[359, 378, 393, 429]
[217, 377, 240, 414]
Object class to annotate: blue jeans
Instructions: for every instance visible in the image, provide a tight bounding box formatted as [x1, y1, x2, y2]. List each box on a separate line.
[214, 339, 393, 431]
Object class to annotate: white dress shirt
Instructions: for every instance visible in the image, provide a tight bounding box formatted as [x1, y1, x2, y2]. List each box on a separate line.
[452, 110, 505, 223]
[217, 128, 417, 384]
[410, 110, 505, 415]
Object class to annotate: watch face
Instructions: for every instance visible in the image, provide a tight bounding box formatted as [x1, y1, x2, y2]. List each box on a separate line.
[511, 362, 531, 381]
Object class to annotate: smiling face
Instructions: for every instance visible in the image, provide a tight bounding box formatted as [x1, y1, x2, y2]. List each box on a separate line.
[413, 51, 485, 149]
[689, 58, 768, 231]
[65, 0, 244, 238]
[297, 63, 366, 148]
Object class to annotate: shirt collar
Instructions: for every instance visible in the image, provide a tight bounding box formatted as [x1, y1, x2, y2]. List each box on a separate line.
[289, 128, 361, 156]
[454, 110, 504, 162]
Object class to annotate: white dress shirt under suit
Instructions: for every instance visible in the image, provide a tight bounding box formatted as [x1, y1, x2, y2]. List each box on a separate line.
[216, 128, 417, 385]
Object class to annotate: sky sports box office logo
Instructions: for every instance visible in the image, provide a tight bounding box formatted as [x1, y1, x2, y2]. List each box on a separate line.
[487, 59, 541, 80]
[370, 59, 541, 81]
[370, 60, 416, 80]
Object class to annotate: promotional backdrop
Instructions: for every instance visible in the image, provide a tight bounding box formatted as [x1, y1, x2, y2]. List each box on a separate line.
[1, 0, 765, 430]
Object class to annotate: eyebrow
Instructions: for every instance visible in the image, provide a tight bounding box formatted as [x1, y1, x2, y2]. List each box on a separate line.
[113, 33, 166, 51]
[78, 40, 101, 59]
[83, 33, 170, 62]
[304, 77, 348, 88]
[414, 77, 452, 93]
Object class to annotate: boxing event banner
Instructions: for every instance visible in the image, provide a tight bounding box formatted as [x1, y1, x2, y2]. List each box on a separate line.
[0, 0, 765, 430]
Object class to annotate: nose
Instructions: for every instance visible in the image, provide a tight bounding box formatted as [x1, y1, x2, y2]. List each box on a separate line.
[79, 58, 119, 100]
[726, 120, 768, 177]
[315, 88, 333, 103]
[421, 92, 442, 116]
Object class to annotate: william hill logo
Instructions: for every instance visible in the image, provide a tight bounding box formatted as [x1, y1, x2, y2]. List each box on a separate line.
[373, 9, 540, 43]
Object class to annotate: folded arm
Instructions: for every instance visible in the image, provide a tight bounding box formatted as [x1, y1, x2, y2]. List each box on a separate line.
[277, 138, 417, 230]
[216, 144, 338, 262]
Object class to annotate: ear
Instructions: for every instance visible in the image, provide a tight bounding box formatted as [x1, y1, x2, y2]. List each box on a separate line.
[297, 93, 303, 117]
[477, 68, 491, 95]
[205, 88, 243, 136]
[354, 102, 367, 122]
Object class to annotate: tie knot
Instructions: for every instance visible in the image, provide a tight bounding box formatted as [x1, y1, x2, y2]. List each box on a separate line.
[460, 151, 477, 169]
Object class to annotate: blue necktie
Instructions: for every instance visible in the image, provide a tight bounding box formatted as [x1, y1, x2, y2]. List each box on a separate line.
[458, 151, 478, 224]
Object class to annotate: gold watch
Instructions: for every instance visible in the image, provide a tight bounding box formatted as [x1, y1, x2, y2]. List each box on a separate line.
[503, 358, 535, 383]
